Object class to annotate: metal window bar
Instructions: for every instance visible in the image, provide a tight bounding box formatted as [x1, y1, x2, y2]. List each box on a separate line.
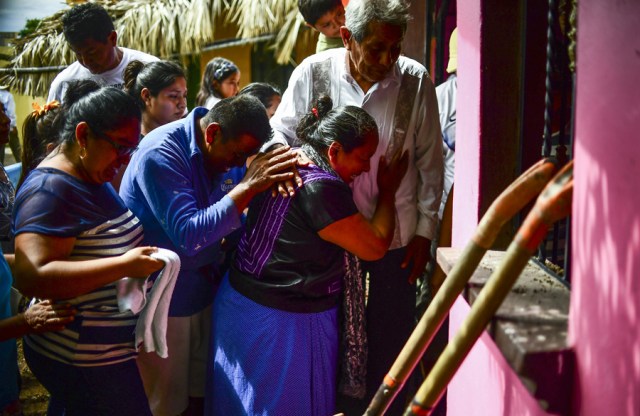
[536, 0, 574, 285]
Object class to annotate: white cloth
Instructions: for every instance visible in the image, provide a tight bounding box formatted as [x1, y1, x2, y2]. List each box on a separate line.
[116, 248, 180, 358]
[116, 274, 151, 314]
[436, 73, 457, 219]
[47, 47, 159, 103]
[270, 48, 444, 244]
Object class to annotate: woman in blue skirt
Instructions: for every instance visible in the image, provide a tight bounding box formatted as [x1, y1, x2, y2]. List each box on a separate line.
[207, 96, 408, 415]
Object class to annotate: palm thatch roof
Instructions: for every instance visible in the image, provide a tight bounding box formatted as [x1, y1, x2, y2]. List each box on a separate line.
[1, 0, 314, 97]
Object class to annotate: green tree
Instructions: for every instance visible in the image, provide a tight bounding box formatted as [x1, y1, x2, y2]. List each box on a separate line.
[18, 19, 42, 38]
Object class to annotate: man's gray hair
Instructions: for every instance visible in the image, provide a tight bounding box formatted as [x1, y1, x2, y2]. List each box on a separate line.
[345, 0, 411, 42]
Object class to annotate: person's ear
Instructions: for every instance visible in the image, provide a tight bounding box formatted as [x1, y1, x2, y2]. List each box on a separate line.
[205, 122, 221, 144]
[45, 142, 57, 154]
[107, 30, 117, 47]
[141, 88, 151, 106]
[328, 141, 341, 163]
[340, 27, 352, 50]
[75, 121, 90, 149]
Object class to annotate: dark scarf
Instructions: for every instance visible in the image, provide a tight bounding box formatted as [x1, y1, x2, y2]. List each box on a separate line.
[302, 144, 368, 398]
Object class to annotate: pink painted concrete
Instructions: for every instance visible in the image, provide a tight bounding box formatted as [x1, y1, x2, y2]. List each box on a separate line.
[447, 0, 640, 413]
[446, 2, 537, 411]
[447, 296, 551, 416]
[568, 1, 640, 415]
[447, 2, 556, 415]
[451, 2, 481, 248]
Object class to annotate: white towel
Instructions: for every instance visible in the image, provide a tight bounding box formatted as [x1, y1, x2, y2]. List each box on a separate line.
[116, 276, 150, 314]
[116, 248, 180, 358]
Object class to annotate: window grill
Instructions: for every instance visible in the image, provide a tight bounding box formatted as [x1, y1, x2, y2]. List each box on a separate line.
[534, 0, 576, 285]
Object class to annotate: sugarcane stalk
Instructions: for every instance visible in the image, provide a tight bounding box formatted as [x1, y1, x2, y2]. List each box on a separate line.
[365, 158, 558, 415]
[404, 161, 573, 415]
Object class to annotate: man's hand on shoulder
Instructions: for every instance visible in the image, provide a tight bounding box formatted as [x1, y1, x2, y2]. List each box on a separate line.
[269, 147, 313, 198]
[227, 146, 298, 212]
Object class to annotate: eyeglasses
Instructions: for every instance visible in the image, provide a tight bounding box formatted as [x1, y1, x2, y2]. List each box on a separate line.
[92, 130, 138, 158]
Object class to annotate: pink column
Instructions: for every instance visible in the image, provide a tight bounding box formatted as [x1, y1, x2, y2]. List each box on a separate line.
[569, 1, 640, 414]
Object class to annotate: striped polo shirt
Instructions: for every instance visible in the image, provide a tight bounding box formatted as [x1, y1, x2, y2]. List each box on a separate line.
[13, 168, 145, 367]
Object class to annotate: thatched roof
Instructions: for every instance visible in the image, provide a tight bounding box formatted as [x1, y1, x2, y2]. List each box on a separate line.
[1, 0, 313, 97]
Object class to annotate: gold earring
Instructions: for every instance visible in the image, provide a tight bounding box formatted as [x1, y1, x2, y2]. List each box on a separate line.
[79, 147, 87, 159]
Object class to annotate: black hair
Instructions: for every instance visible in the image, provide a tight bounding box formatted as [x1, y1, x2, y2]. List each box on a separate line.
[124, 60, 186, 110]
[238, 82, 281, 110]
[195, 57, 239, 106]
[201, 95, 271, 146]
[62, 2, 115, 46]
[18, 79, 102, 190]
[60, 87, 141, 148]
[296, 95, 378, 172]
[18, 102, 63, 190]
[298, 0, 342, 26]
[62, 79, 102, 107]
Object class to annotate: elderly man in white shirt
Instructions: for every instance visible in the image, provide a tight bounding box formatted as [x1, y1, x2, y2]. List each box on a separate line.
[270, 0, 443, 412]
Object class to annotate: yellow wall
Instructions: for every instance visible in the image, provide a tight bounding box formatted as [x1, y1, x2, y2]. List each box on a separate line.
[200, 45, 253, 88]
[199, 17, 254, 87]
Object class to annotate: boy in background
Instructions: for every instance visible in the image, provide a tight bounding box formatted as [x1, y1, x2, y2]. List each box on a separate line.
[298, 0, 345, 53]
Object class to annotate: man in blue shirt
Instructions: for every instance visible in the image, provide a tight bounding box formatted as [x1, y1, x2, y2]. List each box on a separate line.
[120, 95, 299, 416]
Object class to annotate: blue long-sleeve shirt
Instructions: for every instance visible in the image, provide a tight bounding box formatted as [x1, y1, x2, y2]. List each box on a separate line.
[120, 107, 242, 316]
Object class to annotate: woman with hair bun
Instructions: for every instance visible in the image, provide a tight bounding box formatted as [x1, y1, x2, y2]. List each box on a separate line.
[207, 96, 408, 415]
[124, 59, 187, 137]
[115, 59, 187, 190]
[195, 57, 241, 109]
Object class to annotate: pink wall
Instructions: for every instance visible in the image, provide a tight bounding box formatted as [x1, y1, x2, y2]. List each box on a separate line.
[447, 297, 552, 416]
[568, 1, 640, 414]
[452, 0, 640, 413]
[451, 1, 481, 248]
[447, 1, 551, 412]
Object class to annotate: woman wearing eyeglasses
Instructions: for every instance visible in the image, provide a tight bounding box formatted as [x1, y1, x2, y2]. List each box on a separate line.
[11, 86, 164, 415]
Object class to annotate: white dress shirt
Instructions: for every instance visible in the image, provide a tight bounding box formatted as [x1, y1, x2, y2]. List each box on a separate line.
[271, 48, 443, 247]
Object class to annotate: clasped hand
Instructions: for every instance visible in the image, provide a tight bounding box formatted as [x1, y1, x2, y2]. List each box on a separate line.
[377, 147, 409, 195]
